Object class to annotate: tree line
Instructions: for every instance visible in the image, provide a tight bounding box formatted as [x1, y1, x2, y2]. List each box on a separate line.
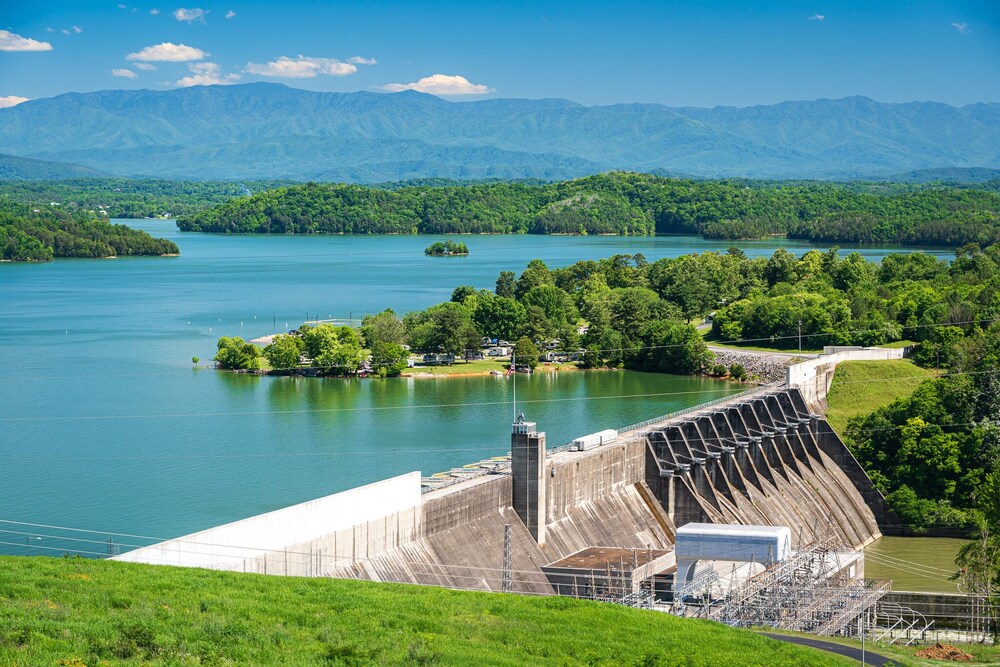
[0, 178, 293, 219]
[0, 200, 179, 262]
[177, 172, 1000, 246]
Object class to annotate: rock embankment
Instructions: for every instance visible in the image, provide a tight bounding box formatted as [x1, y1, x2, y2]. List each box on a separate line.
[709, 347, 799, 384]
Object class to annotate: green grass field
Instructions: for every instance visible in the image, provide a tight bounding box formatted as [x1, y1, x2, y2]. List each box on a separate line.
[0, 556, 854, 666]
[825, 360, 936, 434]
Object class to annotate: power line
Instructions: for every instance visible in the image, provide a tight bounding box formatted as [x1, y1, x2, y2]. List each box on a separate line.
[0, 520, 971, 594]
[2, 366, 993, 425]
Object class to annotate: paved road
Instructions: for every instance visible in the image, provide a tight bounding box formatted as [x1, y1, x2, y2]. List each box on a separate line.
[761, 632, 897, 666]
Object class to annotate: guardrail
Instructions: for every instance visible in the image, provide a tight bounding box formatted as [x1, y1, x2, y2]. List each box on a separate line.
[611, 383, 778, 437]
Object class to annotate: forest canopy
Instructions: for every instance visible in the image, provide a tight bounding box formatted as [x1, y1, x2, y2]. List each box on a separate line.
[0, 200, 178, 262]
[176, 173, 1000, 247]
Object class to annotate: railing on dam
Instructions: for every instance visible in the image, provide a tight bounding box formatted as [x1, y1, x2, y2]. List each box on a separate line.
[422, 381, 783, 493]
[610, 383, 782, 439]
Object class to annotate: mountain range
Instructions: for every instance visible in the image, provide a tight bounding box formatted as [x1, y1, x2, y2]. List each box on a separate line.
[0, 83, 997, 181]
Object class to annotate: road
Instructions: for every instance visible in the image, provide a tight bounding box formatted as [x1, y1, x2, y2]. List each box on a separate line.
[761, 632, 897, 666]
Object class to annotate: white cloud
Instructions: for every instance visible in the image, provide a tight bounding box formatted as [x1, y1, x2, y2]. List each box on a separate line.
[0, 95, 30, 108]
[245, 55, 358, 78]
[0, 30, 53, 52]
[127, 42, 207, 61]
[808, 13, 825, 21]
[348, 56, 377, 65]
[225, 10, 236, 19]
[150, 8, 160, 15]
[951, 22, 970, 34]
[46, 27, 54, 32]
[135, 62, 157, 71]
[118, 3, 127, 8]
[382, 74, 493, 96]
[174, 61, 240, 87]
[73, 26, 82, 33]
[61, 28, 71, 35]
[112, 68, 138, 79]
[174, 7, 207, 22]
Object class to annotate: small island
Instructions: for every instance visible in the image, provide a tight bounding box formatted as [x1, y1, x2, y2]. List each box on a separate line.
[424, 240, 469, 256]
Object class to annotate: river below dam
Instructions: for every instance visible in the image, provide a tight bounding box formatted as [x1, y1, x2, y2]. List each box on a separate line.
[0, 224, 954, 556]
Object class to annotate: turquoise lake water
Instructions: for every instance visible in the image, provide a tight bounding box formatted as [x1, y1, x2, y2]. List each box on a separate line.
[0, 225, 949, 555]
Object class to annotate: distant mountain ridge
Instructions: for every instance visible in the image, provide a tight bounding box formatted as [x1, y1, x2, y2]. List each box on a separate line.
[0, 153, 108, 180]
[0, 83, 996, 181]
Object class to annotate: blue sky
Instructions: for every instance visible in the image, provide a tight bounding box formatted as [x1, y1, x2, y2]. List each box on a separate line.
[1, 0, 998, 108]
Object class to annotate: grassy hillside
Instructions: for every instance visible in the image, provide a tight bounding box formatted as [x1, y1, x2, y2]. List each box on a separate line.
[0, 556, 852, 666]
[825, 360, 936, 433]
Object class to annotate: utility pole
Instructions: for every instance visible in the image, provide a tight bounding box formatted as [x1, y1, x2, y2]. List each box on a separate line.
[861, 607, 866, 666]
[798, 319, 802, 353]
[511, 351, 516, 422]
[502, 524, 513, 593]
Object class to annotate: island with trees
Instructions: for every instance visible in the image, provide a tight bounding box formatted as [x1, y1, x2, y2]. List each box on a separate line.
[424, 240, 469, 256]
[0, 200, 179, 262]
[178, 173, 1000, 246]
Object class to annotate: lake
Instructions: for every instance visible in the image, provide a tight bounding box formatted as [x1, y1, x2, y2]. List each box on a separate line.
[0, 225, 951, 555]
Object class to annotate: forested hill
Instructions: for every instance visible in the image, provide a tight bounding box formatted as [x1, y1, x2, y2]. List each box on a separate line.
[0, 201, 178, 262]
[1, 84, 997, 180]
[178, 173, 1000, 247]
[0, 153, 108, 180]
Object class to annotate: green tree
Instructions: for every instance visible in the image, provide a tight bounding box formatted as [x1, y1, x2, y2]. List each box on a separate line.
[408, 302, 480, 356]
[214, 336, 260, 370]
[473, 295, 525, 341]
[301, 324, 339, 360]
[637, 321, 712, 374]
[512, 337, 541, 370]
[495, 271, 516, 298]
[522, 284, 577, 327]
[361, 309, 407, 346]
[521, 305, 555, 343]
[304, 325, 362, 372]
[515, 259, 554, 300]
[263, 334, 303, 370]
[764, 248, 798, 286]
[451, 285, 477, 303]
[369, 340, 410, 377]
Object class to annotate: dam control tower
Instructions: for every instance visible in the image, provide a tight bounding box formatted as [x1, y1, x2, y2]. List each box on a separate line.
[511, 412, 546, 544]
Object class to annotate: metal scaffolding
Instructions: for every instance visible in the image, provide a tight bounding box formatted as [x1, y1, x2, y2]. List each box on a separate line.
[666, 533, 934, 643]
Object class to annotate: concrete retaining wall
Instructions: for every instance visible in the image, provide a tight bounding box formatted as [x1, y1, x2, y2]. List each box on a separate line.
[787, 348, 904, 411]
[546, 439, 647, 522]
[113, 472, 421, 570]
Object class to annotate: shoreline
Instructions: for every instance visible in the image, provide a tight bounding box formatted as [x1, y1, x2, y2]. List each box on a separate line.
[228, 364, 752, 389]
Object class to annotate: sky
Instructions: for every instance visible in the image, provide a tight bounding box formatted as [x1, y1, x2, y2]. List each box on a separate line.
[1, 0, 998, 109]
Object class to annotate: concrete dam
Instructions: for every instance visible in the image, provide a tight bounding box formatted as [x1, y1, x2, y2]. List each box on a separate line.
[117, 348, 898, 601]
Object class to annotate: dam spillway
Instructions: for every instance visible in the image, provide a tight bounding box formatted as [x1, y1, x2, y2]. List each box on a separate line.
[117, 385, 887, 598]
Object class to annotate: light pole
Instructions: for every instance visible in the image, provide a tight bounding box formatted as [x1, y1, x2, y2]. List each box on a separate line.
[25, 536, 41, 555]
